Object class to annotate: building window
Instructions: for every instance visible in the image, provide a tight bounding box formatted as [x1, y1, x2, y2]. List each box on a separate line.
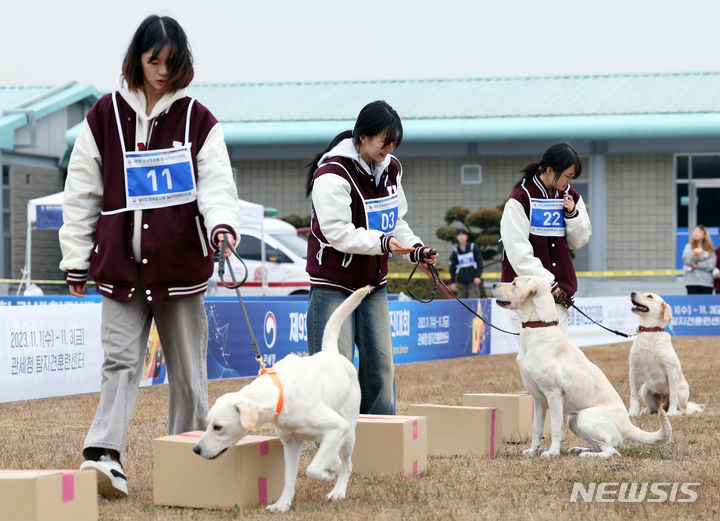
[460, 164, 482, 185]
[2, 165, 10, 279]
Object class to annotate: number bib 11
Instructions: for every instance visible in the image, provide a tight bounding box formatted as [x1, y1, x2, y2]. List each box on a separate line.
[529, 198, 565, 237]
[124, 147, 196, 210]
[365, 193, 399, 233]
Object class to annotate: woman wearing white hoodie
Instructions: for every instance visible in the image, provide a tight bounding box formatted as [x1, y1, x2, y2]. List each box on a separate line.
[59, 15, 240, 498]
[305, 100, 438, 415]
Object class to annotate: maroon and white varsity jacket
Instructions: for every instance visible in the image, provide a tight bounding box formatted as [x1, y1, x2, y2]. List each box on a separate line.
[59, 87, 241, 303]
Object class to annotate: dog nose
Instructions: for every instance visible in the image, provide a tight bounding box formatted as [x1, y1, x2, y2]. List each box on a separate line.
[493, 283, 497, 289]
[193, 445, 201, 455]
[631, 292, 636, 298]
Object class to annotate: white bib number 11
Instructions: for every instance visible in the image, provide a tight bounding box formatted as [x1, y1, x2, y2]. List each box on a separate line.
[147, 168, 173, 191]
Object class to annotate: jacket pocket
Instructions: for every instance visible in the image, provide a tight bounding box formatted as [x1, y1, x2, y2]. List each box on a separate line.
[195, 216, 209, 257]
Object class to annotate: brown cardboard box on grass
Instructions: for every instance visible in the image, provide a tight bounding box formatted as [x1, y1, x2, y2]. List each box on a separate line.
[0, 470, 97, 521]
[153, 432, 284, 509]
[407, 404, 502, 458]
[463, 393, 533, 443]
[352, 415, 427, 475]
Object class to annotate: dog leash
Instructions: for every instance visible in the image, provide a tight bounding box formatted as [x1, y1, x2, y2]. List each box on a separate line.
[406, 249, 520, 336]
[565, 301, 636, 339]
[216, 236, 266, 371]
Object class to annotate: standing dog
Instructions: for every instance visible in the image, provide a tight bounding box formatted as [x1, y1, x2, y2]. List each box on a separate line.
[628, 292, 704, 416]
[493, 276, 671, 458]
[194, 286, 366, 512]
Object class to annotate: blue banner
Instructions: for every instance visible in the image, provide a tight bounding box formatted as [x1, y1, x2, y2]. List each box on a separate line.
[662, 294, 720, 336]
[203, 297, 493, 380]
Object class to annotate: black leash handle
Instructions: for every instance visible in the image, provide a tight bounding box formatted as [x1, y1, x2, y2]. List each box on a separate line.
[406, 249, 520, 336]
[216, 237, 265, 370]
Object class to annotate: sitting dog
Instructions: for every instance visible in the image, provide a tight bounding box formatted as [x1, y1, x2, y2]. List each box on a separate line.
[194, 286, 366, 512]
[493, 276, 671, 458]
[628, 291, 704, 416]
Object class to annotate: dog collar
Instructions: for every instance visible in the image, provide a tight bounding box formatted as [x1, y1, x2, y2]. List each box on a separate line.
[258, 368, 284, 415]
[638, 326, 665, 333]
[522, 320, 559, 328]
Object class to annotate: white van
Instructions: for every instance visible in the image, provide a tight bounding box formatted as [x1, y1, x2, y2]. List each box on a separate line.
[206, 218, 311, 297]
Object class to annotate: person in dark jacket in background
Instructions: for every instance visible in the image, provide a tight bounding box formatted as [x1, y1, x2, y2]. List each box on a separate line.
[449, 228, 484, 298]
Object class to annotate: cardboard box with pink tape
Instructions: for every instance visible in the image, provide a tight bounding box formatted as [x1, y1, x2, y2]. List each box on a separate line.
[352, 414, 427, 475]
[462, 393, 534, 443]
[0, 470, 97, 521]
[407, 404, 503, 458]
[153, 432, 284, 509]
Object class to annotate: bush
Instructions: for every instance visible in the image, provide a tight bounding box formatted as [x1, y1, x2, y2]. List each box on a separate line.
[282, 214, 311, 228]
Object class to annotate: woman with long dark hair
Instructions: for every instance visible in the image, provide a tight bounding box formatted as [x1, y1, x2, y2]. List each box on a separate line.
[305, 100, 437, 414]
[59, 15, 240, 497]
[500, 142, 591, 332]
[682, 224, 717, 294]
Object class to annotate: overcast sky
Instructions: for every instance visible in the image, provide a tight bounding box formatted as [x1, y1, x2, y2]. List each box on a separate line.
[2, 0, 720, 92]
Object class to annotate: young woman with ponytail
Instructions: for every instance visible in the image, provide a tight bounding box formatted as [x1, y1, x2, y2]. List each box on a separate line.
[304, 100, 438, 415]
[500, 142, 591, 333]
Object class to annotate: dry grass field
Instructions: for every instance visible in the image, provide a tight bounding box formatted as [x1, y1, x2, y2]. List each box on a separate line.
[1, 338, 718, 521]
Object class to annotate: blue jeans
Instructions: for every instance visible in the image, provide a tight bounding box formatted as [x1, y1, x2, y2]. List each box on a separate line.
[307, 287, 395, 414]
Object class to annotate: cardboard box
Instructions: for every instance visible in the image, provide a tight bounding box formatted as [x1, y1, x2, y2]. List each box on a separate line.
[0, 470, 97, 521]
[352, 415, 427, 475]
[462, 393, 533, 443]
[407, 404, 502, 458]
[153, 432, 284, 509]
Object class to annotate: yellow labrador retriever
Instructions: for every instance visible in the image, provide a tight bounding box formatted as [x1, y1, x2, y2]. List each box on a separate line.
[628, 292, 704, 416]
[193, 286, 367, 513]
[493, 276, 671, 458]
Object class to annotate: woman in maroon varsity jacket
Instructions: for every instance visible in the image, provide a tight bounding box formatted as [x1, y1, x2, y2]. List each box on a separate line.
[500, 142, 591, 333]
[58, 16, 240, 498]
[304, 101, 438, 414]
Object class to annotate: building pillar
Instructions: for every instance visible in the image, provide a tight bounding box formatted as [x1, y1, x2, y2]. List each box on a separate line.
[588, 142, 607, 272]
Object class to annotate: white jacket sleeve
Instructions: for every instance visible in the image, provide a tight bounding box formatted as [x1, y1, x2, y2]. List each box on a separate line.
[312, 174, 384, 255]
[58, 120, 103, 272]
[500, 198, 555, 288]
[565, 195, 592, 250]
[196, 123, 242, 244]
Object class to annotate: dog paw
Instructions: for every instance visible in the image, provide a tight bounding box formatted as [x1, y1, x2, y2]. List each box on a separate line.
[266, 500, 292, 513]
[541, 449, 560, 458]
[326, 489, 346, 502]
[628, 408, 640, 417]
[566, 446, 590, 454]
[667, 408, 681, 417]
[522, 447, 540, 457]
[640, 408, 652, 415]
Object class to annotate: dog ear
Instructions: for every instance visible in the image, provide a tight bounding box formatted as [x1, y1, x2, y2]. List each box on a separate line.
[661, 301, 673, 323]
[235, 397, 264, 432]
[517, 278, 539, 303]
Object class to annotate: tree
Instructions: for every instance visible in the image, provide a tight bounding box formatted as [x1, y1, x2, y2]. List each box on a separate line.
[436, 205, 505, 265]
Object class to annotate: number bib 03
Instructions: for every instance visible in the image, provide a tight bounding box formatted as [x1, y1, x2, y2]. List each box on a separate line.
[529, 198, 565, 237]
[124, 147, 196, 210]
[365, 193, 399, 233]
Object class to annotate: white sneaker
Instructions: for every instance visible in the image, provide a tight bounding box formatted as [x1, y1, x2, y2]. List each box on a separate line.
[80, 454, 128, 498]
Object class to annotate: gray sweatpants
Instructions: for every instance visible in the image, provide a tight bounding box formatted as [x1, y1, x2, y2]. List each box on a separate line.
[82, 292, 208, 465]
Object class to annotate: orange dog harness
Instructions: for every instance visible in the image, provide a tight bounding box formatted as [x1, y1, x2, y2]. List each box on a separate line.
[259, 367, 284, 415]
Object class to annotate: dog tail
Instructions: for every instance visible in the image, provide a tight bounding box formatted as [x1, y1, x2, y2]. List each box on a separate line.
[321, 285, 373, 353]
[625, 407, 672, 446]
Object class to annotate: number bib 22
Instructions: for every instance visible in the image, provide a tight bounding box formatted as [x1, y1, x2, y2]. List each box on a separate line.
[529, 198, 565, 237]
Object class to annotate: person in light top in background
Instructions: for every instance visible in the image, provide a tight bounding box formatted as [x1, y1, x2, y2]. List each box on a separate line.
[449, 228, 484, 298]
[304, 100, 438, 415]
[500, 142, 591, 333]
[682, 224, 717, 294]
[59, 15, 241, 498]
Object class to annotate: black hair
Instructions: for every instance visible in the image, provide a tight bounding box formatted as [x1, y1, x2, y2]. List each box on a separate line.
[304, 100, 403, 197]
[515, 142, 582, 188]
[122, 15, 194, 92]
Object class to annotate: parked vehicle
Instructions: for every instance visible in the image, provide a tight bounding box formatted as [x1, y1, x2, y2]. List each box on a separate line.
[207, 218, 310, 296]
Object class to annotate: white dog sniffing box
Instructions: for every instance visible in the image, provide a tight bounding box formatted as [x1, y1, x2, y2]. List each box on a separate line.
[462, 393, 533, 443]
[352, 415, 427, 475]
[154, 432, 284, 508]
[0, 470, 97, 521]
[407, 404, 502, 458]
